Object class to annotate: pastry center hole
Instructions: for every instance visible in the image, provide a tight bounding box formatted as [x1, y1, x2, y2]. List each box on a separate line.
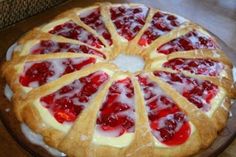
[112, 54, 145, 73]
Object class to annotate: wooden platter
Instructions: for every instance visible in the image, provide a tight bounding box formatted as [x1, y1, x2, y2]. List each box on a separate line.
[0, 1, 236, 157]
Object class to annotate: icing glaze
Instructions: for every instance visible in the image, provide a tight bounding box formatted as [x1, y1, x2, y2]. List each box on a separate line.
[49, 21, 104, 48]
[4, 84, 13, 101]
[96, 77, 135, 137]
[80, 7, 113, 45]
[6, 42, 18, 61]
[157, 31, 218, 54]
[233, 66, 236, 82]
[30, 40, 106, 58]
[19, 57, 96, 88]
[138, 11, 186, 47]
[110, 5, 149, 40]
[112, 54, 144, 73]
[40, 71, 109, 123]
[137, 74, 191, 146]
[154, 71, 219, 112]
[163, 58, 224, 76]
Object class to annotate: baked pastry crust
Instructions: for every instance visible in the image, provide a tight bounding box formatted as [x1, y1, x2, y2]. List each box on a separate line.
[1, 2, 236, 157]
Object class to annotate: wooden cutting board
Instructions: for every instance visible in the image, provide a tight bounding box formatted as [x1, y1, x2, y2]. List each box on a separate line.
[0, 0, 236, 157]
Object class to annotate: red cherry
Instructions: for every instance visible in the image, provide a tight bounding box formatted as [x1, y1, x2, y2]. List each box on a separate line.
[40, 71, 109, 124]
[163, 58, 223, 76]
[110, 6, 148, 40]
[31, 40, 106, 58]
[154, 71, 218, 111]
[158, 31, 218, 54]
[49, 21, 104, 48]
[137, 74, 191, 146]
[96, 78, 135, 136]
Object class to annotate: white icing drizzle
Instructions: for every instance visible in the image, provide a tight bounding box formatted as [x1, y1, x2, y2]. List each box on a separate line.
[158, 31, 216, 52]
[157, 72, 212, 111]
[212, 50, 220, 58]
[139, 11, 186, 47]
[80, 7, 112, 44]
[112, 54, 144, 73]
[138, 74, 191, 146]
[233, 66, 236, 82]
[96, 78, 135, 137]
[163, 58, 224, 77]
[4, 84, 13, 101]
[79, 8, 96, 19]
[151, 13, 186, 37]
[41, 70, 108, 116]
[111, 5, 149, 39]
[22, 57, 94, 88]
[21, 124, 66, 157]
[49, 21, 103, 48]
[6, 42, 18, 61]
[230, 66, 236, 117]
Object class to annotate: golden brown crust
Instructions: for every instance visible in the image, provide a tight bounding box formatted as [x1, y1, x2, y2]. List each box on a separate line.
[1, 2, 235, 157]
[211, 97, 231, 132]
[124, 75, 154, 157]
[21, 104, 65, 147]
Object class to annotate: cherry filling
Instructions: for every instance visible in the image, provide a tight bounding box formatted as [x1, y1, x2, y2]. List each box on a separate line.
[153, 71, 219, 111]
[110, 5, 149, 40]
[163, 58, 224, 76]
[40, 71, 109, 123]
[96, 77, 135, 137]
[49, 21, 104, 48]
[80, 8, 113, 45]
[137, 74, 190, 145]
[19, 57, 96, 88]
[30, 40, 106, 58]
[157, 31, 218, 55]
[138, 12, 184, 46]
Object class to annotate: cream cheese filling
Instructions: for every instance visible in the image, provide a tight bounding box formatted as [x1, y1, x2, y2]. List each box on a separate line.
[34, 99, 72, 133]
[93, 131, 134, 148]
[92, 73, 134, 148]
[153, 122, 195, 147]
[92, 123, 195, 148]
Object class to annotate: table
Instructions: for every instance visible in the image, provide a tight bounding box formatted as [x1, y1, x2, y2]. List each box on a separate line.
[0, 0, 236, 156]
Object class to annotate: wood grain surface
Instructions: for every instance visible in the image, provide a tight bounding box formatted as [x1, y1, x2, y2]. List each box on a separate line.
[0, 0, 236, 157]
